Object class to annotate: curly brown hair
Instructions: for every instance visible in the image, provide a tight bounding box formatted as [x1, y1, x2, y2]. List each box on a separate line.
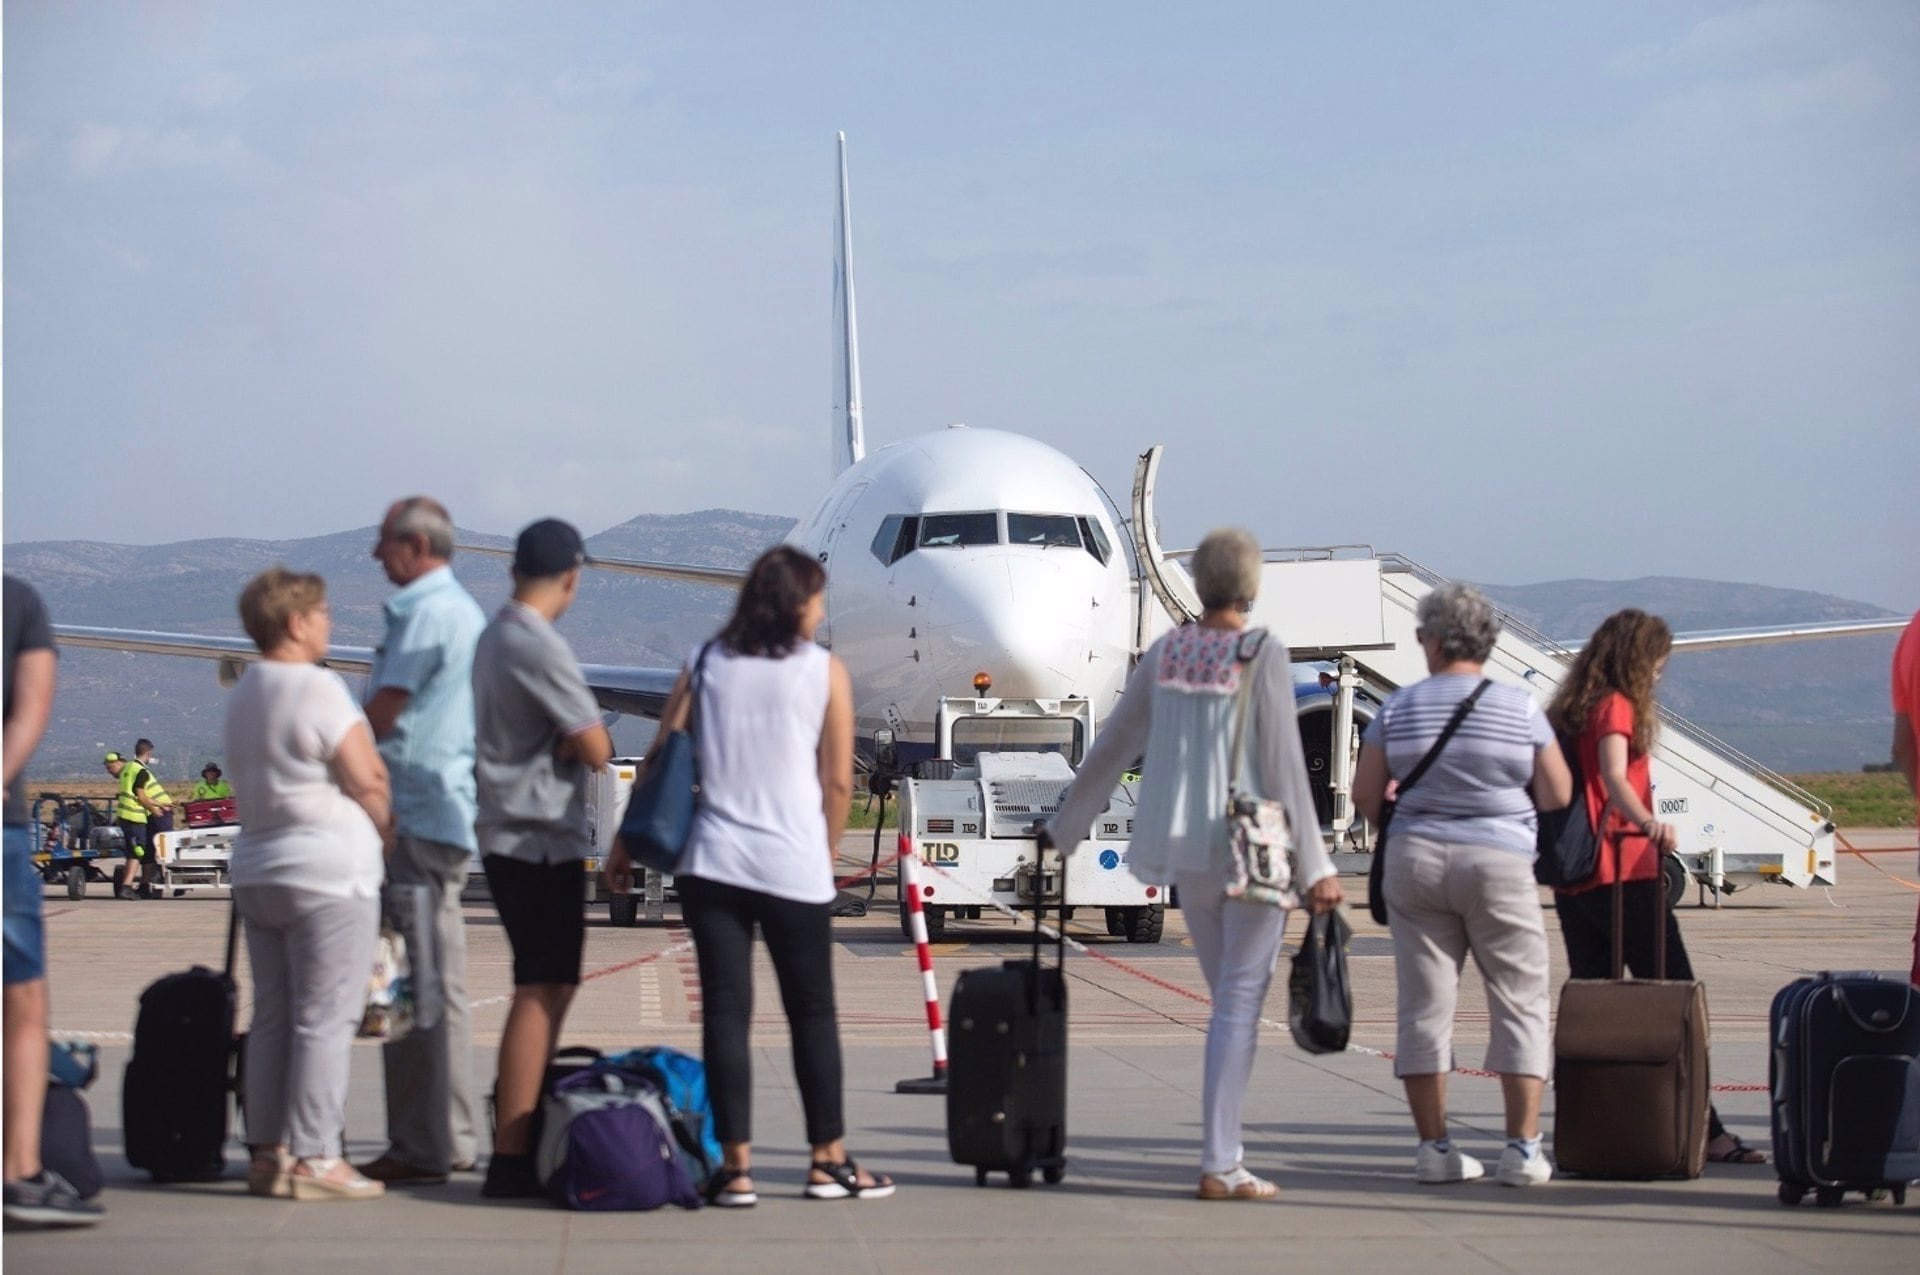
[1547, 608, 1673, 754]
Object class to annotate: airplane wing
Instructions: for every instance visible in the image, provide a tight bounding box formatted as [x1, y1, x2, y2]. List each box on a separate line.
[54, 625, 683, 720]
[456, 543, 748, 589]
[1556, 617, 1907, 655]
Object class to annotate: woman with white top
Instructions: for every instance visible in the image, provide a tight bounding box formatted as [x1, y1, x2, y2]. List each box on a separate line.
[224, 567, 392, 1202]
[1047, 528, 1342, 1201]
[606, 546, 892, 1207]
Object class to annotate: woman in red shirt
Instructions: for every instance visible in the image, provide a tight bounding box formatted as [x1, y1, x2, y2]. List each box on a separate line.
[1547, 608, 1766, 1165]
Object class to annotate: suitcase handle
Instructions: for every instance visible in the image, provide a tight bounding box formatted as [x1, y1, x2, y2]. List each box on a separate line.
[1028, 833, 1067, 1014]
[1606, 828, 1668, 981]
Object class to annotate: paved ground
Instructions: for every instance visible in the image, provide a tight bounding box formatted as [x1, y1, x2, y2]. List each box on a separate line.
[6, 830, 1916, 1273]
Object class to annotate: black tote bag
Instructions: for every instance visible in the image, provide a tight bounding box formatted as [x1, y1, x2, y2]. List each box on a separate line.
[1288, 908, 1353, 1054]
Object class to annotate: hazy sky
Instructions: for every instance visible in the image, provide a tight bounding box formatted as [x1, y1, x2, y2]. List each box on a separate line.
[4, 1, 1915, 609]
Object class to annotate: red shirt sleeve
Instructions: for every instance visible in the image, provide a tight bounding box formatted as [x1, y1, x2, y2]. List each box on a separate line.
[1894, 614, 1920, 718]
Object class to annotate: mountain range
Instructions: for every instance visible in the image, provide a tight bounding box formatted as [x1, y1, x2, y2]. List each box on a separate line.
[4, 510, 1902, 782]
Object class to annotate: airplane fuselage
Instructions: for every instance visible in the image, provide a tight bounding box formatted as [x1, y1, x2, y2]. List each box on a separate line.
[785, 424, 1135, 760]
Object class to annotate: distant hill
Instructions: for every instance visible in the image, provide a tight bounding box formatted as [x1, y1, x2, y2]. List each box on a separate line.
[3, 516, 1903, 783]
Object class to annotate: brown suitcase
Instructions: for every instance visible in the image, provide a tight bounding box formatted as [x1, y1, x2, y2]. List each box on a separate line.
[1552, 840, 1709, 1179]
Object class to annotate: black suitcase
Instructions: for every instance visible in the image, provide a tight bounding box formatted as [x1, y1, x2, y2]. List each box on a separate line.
[123, 909, 240, 1182]
[946, 885, 1067, 1188]
[1770, 971, 1920, 1208]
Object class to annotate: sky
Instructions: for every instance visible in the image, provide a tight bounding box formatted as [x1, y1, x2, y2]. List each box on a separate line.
[3, 1, 1916, 610]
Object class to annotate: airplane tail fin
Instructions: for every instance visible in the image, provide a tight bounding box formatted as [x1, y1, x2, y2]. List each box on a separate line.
[833, 131, 866, 475]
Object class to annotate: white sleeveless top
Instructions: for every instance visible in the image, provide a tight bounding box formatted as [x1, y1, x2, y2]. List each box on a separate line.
[676, 641, 835, 904]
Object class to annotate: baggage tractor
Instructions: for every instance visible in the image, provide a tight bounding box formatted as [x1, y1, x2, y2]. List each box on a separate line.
[946, 865, 1067, 1188]
[1770, 971, 1920, 1208]
[123, 909, 240, 1182]
[1553, 836, 1710, 1179]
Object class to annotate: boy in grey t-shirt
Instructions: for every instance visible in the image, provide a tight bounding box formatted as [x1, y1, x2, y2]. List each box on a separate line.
[470, 519, 613, 1198]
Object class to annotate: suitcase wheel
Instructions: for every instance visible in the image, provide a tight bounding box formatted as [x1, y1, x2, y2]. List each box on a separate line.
[974, 1168, 988, 1188]
[1777, 1181, 1807, 1207]
[1042, 1163, 1064, 1185]
[1009, 1166, 1033, 1189]
[1892, 1183, 1907, 1207]
[1814, 1186, 1845, 1209]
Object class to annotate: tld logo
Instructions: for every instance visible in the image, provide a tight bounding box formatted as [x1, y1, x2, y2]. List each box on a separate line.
[920, 842, 960, 865]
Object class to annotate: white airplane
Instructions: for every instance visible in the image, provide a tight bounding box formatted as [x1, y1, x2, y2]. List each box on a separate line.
[51, 135, 1909, 799]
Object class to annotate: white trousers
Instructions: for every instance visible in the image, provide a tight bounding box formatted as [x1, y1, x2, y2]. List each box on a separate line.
[1172, 864, 1289, 1175]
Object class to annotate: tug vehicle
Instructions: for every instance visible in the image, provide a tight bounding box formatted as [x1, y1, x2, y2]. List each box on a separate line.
[893, 689, 1163, 943]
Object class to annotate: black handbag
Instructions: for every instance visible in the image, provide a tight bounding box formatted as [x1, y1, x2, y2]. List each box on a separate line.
[1532, 730, 1608, 889]
[1367, 679, 1492, 926]
[1288, 908, 1353, 1054]
[619, 643, 714, 874]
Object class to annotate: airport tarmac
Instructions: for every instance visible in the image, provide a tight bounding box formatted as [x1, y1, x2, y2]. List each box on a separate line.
[6, 831, 1916, 1273]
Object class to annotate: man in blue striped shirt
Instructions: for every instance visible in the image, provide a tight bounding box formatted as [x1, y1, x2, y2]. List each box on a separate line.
[357, 495, 487, 1186]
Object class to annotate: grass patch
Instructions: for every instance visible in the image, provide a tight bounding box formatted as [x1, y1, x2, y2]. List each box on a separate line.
[1786, 771, 1914, 828]
[846, 799, 900, 831]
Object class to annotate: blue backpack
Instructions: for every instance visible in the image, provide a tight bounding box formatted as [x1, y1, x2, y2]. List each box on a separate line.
[534, 1062, 702, 1211]
[606, 1046, 723, 1179]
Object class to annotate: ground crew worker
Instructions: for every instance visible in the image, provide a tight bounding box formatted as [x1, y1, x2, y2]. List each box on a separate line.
[132, 739, 175, 834]
[189, 762, 233, 801]
[105, 752, 165, 900]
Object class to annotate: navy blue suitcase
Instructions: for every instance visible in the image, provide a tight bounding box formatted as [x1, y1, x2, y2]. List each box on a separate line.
[1769, 971, 1920, 1207]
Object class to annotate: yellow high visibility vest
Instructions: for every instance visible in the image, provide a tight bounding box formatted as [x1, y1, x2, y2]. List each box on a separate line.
[115, 765, 150, 824]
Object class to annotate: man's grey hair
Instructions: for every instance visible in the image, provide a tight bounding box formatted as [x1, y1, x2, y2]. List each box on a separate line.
[392, 496, 455, 559]
[1416, 583, 1502, 664]
[1190, 528, 1263, 612]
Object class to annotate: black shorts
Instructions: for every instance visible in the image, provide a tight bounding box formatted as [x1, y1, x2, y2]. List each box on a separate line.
[482, 853, 586, 987]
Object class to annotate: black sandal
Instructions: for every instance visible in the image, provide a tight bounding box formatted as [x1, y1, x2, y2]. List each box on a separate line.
[705, 1167, 757, 1208]
[804, 1157, 895, 1200]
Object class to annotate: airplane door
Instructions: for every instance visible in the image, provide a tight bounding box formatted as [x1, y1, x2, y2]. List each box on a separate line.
[813, 481, 868, 645]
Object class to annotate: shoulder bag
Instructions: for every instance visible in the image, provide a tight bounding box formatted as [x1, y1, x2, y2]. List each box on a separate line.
[1533, 728, 1609, 888]
[1367, 678, 1492, 926]
[1222, 629, 1297, 907]
[619, 643, 715, 875]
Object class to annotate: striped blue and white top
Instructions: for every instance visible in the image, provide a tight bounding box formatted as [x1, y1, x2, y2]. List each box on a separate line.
[1364, 673, 1554, 858]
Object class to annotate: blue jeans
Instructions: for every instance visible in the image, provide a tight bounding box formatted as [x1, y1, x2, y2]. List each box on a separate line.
[3, 824, 46, 985]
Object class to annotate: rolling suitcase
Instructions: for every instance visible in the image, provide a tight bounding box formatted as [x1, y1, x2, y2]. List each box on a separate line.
[1770, 971, 1920, 1208]
[946, 884, 1067, 1188]
[123, 908, 240, 1182]
[1552, 836, 1710, 1179]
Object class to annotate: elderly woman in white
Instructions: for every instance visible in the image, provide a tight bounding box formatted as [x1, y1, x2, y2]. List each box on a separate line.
[1046, 528, 1341, 1201]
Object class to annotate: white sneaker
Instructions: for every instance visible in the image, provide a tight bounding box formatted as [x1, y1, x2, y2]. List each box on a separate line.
[1414, 1142, 1485, 1184]
[1495, 1142, 1553, 1187]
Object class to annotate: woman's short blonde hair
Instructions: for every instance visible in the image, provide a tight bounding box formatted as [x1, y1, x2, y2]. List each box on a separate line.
[238, 566, 327, 652]
[1415, 582, 1502, 665]
[1190, 528, 1262, 611]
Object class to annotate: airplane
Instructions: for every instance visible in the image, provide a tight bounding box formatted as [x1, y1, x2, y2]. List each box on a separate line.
[51, 134, 1910, 824]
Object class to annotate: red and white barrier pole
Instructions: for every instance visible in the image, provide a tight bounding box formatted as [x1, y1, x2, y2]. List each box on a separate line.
[894, 830, 949, 1094]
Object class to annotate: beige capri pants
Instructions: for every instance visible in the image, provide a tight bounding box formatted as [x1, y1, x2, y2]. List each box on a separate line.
[1384, 832, 1552, 1079]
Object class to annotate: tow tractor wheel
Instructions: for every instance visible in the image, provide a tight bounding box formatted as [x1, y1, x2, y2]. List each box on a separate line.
[1121, 904, 1165, 944]
[922, 905, 948, 942]
[1104, 909, 1126, 937]
[897, 891, 913, 940]
[608, 894, 639, 928]
[1662, 855, 1689, 910]
[67, 867, 87, 900]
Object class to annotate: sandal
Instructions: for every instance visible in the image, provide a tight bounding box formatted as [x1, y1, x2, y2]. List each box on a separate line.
[1706, 1135, 1767, 1165]
[705, 1167, 758, 1208]
[804, 1157, 895, 1200]
[1197, 1166, 1279, 1201]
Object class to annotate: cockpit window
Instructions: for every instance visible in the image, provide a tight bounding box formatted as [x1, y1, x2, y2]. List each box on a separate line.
[1077, 516, 1112, 565]
[1006, 514, 1082, 549]
[871, 515, 919, 566]
[920, 513, 1000, 548]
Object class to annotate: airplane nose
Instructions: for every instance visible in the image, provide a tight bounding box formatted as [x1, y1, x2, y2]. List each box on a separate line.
[924, 554, 1091, 698]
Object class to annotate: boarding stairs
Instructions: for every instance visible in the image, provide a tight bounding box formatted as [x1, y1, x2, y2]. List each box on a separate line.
[1148, 545, 1838, 891]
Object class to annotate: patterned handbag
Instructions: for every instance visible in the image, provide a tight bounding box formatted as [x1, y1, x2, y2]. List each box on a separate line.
[1223, 629, 1298, 908]
[358, 921, 415, 1042]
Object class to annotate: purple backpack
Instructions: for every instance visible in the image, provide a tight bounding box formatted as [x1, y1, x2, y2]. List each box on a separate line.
[534, 1063, 702, 1211]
